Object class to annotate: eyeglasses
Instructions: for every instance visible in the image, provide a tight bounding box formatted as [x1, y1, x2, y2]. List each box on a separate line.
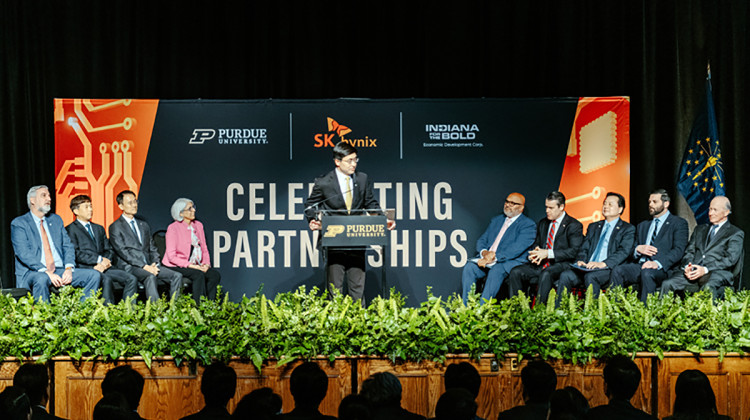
[505, 200, 523, 207]
[340, 157, 359, 165]
[183, 206, 196, 212]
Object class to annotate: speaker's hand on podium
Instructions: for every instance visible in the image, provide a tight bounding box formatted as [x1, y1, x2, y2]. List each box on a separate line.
[309, 219, 322, 231]
[387, 219, 396, 230]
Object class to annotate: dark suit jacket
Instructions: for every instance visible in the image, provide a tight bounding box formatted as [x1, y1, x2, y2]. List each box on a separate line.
[475, 214, 536, 273]
[304, 169, 381, 221]
[10, 212, 76, 286]
[681, 222, 744, 272]
[496, 402, 548, 420]
[31, 405, 67, 420]
[575, 218, 636, 268]
[109, 216, 161, 269]
[66, 220, 114, 268]
[276, 407, 338, 420]
[532, 213, 584, 264]
[585, 399, 654, 420]
[632, 212, 689, 271]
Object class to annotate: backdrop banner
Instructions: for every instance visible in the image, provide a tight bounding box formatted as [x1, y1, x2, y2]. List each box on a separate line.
[54, 98, 630, 305]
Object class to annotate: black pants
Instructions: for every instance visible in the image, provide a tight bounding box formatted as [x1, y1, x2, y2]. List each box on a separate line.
[170, 266, 222, 304]
[326, 249, 366, 301]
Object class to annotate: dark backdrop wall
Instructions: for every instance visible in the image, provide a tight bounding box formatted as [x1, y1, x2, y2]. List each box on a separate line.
[2, 0, 748, 290]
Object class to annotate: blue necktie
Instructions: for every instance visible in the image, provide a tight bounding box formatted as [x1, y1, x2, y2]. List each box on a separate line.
[85, 223, 96, 242]
[130, 220, 141, 244]
[591, 223, 610, 262]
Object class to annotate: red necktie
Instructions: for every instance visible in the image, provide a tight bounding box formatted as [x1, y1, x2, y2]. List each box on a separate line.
[40, 220, 56, 272]
[543, 220, 556, 269]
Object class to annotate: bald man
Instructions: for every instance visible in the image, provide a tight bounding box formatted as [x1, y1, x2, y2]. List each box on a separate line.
[660, 196, 744, 299]
[461, 193, 536, 304]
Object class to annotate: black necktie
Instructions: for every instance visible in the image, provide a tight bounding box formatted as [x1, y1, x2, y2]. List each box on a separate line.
[85, 223, 96, 242]
[706, 224, 718, 246]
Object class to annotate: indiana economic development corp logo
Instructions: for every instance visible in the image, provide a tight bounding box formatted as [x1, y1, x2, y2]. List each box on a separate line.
[189, 128, 268, 145]
[313, 117, 377, 148]
[423, 123, 483, 148]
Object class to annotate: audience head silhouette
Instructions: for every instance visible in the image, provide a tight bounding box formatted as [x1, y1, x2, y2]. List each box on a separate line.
[444, 362, 481, 399]
[338, 394, 372, 420]
[521, 360, 557, 403]
[602, 355, 641, 401]
[672, 369, 720, 416]
[359, 372, 403, 407]
[232, 387, 282, 419]
[548, 386, 589, 420]
[201, 361, 237, 408]
[12, 363, 50, 407]
[93, 391, 137, 420]
[434, 388, 478, 420]
[289, 361, 329, 409]
[101, 365, 145, 412]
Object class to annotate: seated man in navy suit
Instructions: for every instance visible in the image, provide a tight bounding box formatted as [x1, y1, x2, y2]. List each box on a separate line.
[10, 185, 100, 302]
[66, 194, 138, 305]
[556, 192, 635, 305]
[609, 189, 688, 303]
[506, 191, 584, 304]
[461, 192, 536, 304]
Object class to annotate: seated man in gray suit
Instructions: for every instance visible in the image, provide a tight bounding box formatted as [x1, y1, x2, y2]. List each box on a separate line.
[660, 195, 744, 299]
[108, 190, 182, 302]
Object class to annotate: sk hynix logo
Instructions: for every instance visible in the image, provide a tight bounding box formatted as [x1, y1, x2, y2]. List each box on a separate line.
[190, 129, 216, 144]
[313, 117, 377, 148]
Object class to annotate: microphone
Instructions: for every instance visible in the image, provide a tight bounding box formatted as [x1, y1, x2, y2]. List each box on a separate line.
[304, 186, 355, 212]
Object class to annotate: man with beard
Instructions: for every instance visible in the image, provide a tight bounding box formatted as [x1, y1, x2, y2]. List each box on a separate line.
[609, 189, 688, 303]
[660, 195, 744, 299]
[461, 192, 536, 304]
[11, 185, 101, 302]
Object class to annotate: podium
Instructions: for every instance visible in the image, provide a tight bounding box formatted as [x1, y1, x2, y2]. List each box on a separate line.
[319, 210, 389, 297]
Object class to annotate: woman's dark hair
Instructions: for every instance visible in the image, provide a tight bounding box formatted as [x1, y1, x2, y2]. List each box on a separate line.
[672, 369, 719, 415]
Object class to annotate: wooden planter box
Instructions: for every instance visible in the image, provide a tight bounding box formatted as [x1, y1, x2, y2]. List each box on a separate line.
[1, 352, 748, 419]
[356, 354, 652, 420]
[657, 352, 750, 420]
[51, 357, 350, 420]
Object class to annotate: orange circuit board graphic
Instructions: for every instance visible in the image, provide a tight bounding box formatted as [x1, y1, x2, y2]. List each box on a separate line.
[54, 99, 158, 229]
[558, 97, 631, 230]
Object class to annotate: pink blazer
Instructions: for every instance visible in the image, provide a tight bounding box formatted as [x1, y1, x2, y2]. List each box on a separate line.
[162, 220, 211, 267]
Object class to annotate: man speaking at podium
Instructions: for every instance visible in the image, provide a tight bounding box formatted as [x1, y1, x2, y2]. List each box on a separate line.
[305, 141, 395, 302]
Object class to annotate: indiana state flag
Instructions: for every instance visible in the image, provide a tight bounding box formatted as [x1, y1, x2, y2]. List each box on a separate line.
[677, 70, 725, 224]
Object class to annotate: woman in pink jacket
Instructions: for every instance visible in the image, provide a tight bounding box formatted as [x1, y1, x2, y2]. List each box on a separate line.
[162, 198, 221, 303]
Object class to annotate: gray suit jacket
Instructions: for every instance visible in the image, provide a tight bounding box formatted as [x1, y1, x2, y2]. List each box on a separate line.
[109, 216, 161, 269]
[681, 222, 744, 273]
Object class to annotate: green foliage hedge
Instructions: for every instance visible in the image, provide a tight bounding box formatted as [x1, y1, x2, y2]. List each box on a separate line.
[1, 286, 749, 370]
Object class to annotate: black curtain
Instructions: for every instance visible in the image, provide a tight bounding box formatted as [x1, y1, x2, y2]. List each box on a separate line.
[1, 0, 748, 289]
